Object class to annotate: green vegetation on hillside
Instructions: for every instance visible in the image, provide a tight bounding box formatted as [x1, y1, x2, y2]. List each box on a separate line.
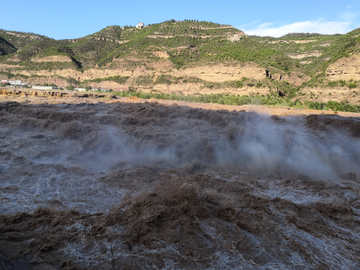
[1, 21, 359, 76]
[0, 21, 244, 69]
[110, 89, 360, 113]
[0, 20, 360, 106]
[82, 75, 130, 85]
[0, 36, 17, 55]
[0, 29, 52, 56]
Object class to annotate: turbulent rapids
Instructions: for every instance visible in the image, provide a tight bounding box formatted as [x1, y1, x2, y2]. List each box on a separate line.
[1, 101, 360, 269]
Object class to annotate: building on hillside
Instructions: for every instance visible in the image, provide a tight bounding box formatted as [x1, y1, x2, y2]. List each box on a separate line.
[136, 22, 145, 29]
[32, 85, 58, 90]
[1, 79, 9, 84]
[9, 80, 28, 87]
[75, 88, 86, 91]
[9, 80, 22, 84]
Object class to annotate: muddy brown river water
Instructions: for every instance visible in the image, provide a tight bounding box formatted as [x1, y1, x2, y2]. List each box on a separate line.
[0, 101, 360, 269]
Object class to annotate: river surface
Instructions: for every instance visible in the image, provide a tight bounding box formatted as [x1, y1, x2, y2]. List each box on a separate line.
[0, 101, 360, 269]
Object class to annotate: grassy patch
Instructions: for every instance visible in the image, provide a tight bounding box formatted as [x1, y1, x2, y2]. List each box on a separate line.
[82, 76, 130, 85]
[136, 75, 153, 86]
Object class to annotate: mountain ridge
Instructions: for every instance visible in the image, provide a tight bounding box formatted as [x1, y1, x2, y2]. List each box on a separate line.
[0, 20, 359, 105]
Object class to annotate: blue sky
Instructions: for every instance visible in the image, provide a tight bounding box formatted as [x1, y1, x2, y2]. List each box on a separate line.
[2, 0, 360, 39]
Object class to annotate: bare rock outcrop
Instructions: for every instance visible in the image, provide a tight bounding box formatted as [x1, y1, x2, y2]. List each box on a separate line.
[227, 32, 246, 42]
[285, 50, 322, 59]
[266, 70, 310, 86]
[31, 56, 72, 62]
[326, 54, 360, 81]
[171, 63, 266, 82]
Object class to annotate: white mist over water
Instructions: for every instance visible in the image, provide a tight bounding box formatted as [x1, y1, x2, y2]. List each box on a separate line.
[1, 103, 360, 269]
[76, 114, 360, 181]
[214, 115, 360, 180]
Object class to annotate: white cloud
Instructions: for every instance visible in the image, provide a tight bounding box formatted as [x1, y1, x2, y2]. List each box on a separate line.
[340, 10, 355, 21]
[239, 20, 352, 37]
[238, 20, 261, 29]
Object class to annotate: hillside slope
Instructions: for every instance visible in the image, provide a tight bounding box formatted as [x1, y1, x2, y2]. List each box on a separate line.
[0, 29, 51, 55]
[0, 21, 359, 105]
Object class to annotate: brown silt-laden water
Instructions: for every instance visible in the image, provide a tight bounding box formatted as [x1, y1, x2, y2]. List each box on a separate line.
[0, 101, 360, 269]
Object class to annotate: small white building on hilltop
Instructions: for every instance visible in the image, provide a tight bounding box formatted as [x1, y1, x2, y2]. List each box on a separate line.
[136, 22, 144, 29]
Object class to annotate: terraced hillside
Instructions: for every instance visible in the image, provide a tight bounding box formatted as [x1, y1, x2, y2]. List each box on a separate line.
[0, 30, 51, 56]
[0, 20, 360, 107]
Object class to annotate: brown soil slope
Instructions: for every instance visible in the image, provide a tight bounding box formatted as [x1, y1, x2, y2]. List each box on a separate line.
[326, 54, 360, 81]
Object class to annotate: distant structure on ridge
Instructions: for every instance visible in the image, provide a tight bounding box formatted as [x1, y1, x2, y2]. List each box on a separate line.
[136, 22, 145, 29]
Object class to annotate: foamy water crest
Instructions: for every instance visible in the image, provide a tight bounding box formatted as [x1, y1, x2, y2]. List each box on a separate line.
[1, 102, 359, 269]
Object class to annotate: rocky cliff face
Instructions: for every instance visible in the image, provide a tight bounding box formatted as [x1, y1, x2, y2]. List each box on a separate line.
[265, 70, 311, 86]
[0, 61, 274, 96]
[326, 54, 360, 81]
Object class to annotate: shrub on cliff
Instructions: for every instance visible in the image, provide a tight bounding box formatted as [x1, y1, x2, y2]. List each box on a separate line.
[343, 104, 359, 112]
[349, 82, 357, 89]
[327, 100, 344, 111]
